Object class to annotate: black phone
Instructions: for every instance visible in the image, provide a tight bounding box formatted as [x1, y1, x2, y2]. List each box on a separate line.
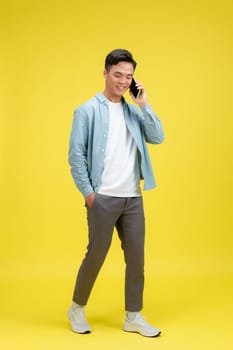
[130, 78, 141, 99]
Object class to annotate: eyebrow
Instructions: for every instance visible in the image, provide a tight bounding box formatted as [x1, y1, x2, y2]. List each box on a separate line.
[114, 71, 134, 77]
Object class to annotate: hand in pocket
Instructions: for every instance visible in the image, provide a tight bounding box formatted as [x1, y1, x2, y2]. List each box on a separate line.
[85, 193, 96, 208]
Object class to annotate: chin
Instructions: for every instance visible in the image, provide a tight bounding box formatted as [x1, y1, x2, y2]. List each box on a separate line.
[116, 90, 125, 97]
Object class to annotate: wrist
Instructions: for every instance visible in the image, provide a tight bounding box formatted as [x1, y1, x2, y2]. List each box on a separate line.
[139, 101, 147, 108]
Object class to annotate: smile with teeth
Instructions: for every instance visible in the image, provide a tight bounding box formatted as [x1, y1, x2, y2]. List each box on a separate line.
[116, 85, 126, 91]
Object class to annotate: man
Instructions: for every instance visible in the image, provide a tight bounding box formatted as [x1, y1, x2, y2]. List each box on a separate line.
[68, 49, 164, 337]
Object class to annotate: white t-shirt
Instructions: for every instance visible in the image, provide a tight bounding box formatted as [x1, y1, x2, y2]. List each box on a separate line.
[98, 101, 141, 197]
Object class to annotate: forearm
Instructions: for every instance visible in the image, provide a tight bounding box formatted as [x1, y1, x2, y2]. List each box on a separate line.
[69, 147, 94, 198]
[140, 104, 164, 144]
[130, 82, 164, 144]
[68, 110, 94, 198]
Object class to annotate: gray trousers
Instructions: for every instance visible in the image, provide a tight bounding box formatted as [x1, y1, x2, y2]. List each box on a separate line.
[72, 193, 145, 312]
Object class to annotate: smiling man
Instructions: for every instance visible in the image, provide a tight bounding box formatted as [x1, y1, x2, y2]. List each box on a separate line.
[68, 49, 164, 337]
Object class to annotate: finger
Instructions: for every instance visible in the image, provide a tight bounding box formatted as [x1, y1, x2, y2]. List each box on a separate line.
[135, 81, 144, 88]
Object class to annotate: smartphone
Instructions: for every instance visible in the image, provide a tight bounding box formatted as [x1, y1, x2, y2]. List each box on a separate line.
[130, 78, 141, 99]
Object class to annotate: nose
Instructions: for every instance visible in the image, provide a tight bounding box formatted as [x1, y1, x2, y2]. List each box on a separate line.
[119, 76, 127, 84]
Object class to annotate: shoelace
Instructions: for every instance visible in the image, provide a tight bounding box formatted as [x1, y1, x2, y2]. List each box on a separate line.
[73, 308, 86, 321]
[135, 315, 155, 329]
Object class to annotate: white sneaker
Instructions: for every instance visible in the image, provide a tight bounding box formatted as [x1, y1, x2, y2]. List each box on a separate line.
[123, 313, 161, 337]
[67, 305, 91, 334]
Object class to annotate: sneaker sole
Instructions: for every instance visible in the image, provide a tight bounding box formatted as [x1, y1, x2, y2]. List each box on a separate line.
[123, 325, 161, 337]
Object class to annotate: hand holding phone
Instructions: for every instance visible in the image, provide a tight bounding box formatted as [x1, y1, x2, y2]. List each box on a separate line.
[130, 78, 142, 99]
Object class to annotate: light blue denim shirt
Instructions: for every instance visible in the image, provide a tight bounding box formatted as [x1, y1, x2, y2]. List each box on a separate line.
[68, 93, 164, 198]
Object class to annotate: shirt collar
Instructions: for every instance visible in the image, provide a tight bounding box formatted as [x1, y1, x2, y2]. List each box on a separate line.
[95, 93, 125, 105]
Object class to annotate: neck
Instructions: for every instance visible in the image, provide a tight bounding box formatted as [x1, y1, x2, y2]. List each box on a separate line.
[103, 90, 122, 103]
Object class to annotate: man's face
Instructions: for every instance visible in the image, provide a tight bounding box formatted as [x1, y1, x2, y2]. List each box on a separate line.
[103, 61, 134, 101]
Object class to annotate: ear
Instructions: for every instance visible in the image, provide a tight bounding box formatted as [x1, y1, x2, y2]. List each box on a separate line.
[103, 69, 107, 79]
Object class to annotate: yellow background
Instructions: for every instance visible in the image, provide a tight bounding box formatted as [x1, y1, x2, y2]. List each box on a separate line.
[1, 0, 232, 349]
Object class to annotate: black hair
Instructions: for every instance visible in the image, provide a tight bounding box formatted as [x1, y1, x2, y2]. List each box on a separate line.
[104, 49, 137, 72]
